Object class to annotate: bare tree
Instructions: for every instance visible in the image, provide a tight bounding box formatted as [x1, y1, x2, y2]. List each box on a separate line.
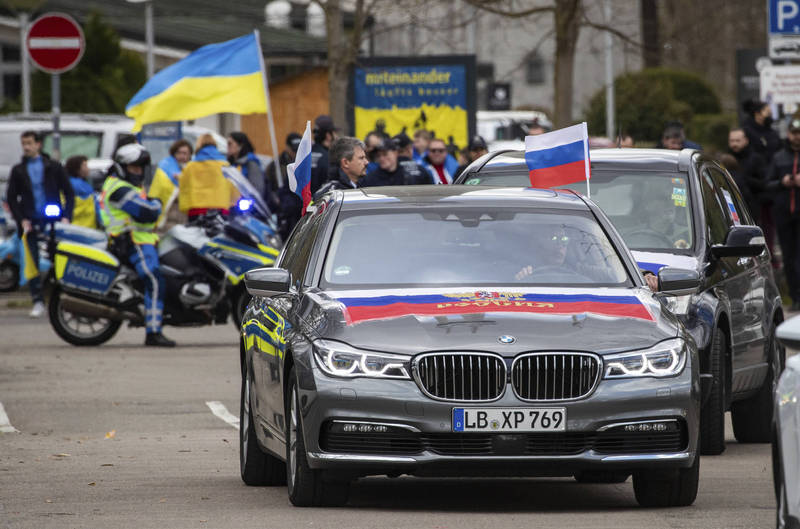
[465, 0, 639, 128]
[315, 0, 373, 128]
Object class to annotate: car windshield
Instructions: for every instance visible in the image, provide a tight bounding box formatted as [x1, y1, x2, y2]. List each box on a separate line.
[42, 132, 102, 159]
[463, 170, 694, 252]
[322, 208, 631, 288]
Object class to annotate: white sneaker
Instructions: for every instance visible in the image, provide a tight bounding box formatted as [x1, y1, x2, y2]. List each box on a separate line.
[29, 301, 45, 318]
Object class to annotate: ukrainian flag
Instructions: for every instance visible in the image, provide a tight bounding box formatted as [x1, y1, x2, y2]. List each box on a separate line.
[126, 32, 268, 132]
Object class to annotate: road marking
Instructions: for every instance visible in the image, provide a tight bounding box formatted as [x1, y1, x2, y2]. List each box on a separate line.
[206, 401, 239, 430]
[0, 402, 19, 433]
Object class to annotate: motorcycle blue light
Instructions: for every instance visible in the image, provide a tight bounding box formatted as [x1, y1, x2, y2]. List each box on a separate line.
[238, 198, 253, 212]
[44, 204, 61, 218]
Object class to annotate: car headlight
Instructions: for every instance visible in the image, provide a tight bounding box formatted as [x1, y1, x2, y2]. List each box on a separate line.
[312, 339, 411, 379]
[603, 338, 687, 378]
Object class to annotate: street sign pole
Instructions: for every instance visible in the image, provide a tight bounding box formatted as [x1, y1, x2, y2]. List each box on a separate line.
[51, 73, 60, 161]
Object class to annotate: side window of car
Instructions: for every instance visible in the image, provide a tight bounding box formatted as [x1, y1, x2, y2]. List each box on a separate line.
[700, 168, 730, 246]
[709, 167, 755, 226]
[281, 212, 325, 288]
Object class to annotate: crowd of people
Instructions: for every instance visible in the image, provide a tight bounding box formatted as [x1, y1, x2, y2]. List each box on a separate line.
[6, 99, 800, 340]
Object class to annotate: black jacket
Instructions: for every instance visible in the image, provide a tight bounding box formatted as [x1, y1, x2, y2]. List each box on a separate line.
[362, 160, 431, 187]
[767, 142, 800, 220]
[729, 146, 766, 218]
[6, 153, 73, 229]
[313, 168, 360, 200]
[310, 143, 330, 194]
[743, 116, 781, 163]
[398, 157, 432, 185]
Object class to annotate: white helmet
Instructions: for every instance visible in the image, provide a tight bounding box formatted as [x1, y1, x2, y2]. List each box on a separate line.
[112, 143, 151, 184]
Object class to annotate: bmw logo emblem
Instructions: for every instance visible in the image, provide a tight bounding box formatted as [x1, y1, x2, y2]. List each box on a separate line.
[498, 335, 516, 344]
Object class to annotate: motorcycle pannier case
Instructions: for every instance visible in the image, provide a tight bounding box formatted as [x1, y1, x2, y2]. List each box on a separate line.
[54, 241, 120, 296]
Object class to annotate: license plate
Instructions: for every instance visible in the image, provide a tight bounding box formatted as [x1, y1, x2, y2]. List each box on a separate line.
[452, 407, 566, 432]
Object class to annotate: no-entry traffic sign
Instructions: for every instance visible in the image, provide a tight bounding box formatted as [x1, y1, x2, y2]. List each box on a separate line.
[26, 13, 84, 74]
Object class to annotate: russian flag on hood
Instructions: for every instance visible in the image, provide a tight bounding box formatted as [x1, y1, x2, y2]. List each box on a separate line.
[288, 120, 313, 214]
[525, 122, 590, 190]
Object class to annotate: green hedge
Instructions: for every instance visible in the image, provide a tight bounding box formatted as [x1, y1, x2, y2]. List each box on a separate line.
[585, 68, 722, 142]
[688, 113, 737, 153]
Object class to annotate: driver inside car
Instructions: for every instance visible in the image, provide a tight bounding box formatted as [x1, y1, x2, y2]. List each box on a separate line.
[514, 226, 614, 283]
[627, 185, 691, 250]
[514, 225, 659, 291]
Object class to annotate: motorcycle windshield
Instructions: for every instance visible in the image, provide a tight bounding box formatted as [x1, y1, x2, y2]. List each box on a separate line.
[222, 165, 273, 219]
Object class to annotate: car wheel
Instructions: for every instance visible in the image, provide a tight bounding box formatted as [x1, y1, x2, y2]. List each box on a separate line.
[700, 328, 726, 455]
[48, 287, 121, 346]
[574, 470, 629, 483]
[286, 366, 349, 507]
[240, 365, 286, 486]
[731, 323, 784, 443]
[0, 261, 19, 292]
[632, 453, 699, 507]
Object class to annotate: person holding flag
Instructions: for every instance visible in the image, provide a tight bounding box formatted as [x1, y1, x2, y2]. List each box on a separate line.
[287, 121, 313, 215]
[148, 139, 192, 232]
[178, 134, 239, 220]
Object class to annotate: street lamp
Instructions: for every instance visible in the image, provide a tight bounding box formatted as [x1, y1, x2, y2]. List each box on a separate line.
[126, 0, 154, 78]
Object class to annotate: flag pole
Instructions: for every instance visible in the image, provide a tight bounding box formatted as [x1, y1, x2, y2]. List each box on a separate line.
[254, 29, 284, 188]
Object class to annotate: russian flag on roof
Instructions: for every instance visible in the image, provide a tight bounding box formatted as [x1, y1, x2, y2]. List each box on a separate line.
[288, 121, 313, 214]
[525, 122, 591, 190]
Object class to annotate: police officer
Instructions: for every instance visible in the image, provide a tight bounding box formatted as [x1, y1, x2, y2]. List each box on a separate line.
[393, 132, 431, 185]
[99, 144, 175, 347]
[362, 138, 429, 187]
[768, 114, 800, 311]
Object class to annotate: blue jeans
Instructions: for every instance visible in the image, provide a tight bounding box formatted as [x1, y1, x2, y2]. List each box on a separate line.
[128, 243, 164, 334]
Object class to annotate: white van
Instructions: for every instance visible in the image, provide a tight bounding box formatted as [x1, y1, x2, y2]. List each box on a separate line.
[0, 114, 227, 194]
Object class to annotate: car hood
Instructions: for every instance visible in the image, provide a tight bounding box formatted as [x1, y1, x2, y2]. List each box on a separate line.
[633, 250, 700, 275]
[302, 286, 680, 356]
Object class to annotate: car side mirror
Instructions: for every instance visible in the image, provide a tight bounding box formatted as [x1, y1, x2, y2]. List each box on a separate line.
[657, 267, 700, 295]
[711, 225, 765, 258]
[244, 267, 291, 297]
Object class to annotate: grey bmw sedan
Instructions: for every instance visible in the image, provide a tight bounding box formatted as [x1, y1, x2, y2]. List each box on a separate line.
[239, 186, 700, 507]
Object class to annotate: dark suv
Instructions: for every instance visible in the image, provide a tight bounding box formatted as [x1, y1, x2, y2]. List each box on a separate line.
[456, 148, 785, 455]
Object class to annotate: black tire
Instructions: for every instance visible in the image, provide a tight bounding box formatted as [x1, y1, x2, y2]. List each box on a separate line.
[731, 323, 784, 443]
[0, 261, 19, 292]
[573, 470, 629, 484]
[48, 288, 121, 346]
[701, 328, 726, 455]
[773, 435, 791, 529]
[286, 367, 349, 507]
[231, 288, 250, 329]
[633, 454, 700, 507]
[239, 364, 286, 486]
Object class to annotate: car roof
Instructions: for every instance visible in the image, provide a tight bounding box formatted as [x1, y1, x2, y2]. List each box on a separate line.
[336, 185, 592, 211]
[477, 147, 697, 174]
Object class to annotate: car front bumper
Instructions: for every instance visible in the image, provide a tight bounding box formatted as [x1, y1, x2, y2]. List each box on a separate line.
[297, 361, 699, 477]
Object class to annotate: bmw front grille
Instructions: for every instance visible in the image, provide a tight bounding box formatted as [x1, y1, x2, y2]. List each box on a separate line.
[413, 352, 506, 402]
[511, 352, 601, 401]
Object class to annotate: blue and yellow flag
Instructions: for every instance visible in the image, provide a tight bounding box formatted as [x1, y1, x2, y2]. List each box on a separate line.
[125, 32, 268, 132]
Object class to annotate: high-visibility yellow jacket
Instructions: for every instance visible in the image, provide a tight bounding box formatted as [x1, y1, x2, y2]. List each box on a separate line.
[178, 145, 239, 213]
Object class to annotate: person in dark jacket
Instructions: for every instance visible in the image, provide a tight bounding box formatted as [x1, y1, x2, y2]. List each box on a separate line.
[455, 135, 490, 179]
[5, 130, 74, 317]
[393, 132, 432, 185]
[311, 115, 337, 194]
[767, 115, 800, 310]
[312, 137, 368, 201]
[727, 128, 766, 224]
[362, 138, 430, 187]
[227, 131, 269, 201]
[742, 99, 781, 163]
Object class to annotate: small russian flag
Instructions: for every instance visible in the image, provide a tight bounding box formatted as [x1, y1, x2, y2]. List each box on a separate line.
[525, 122, 591, 192]
[287, 120, 313, 214]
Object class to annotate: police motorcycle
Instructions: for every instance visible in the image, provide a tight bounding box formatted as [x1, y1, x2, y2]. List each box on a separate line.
[46, 167, 281, 347]
[0, 207, 106, 292]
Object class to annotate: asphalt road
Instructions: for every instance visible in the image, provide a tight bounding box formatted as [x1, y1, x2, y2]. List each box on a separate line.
[0, 300, 778, 529]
